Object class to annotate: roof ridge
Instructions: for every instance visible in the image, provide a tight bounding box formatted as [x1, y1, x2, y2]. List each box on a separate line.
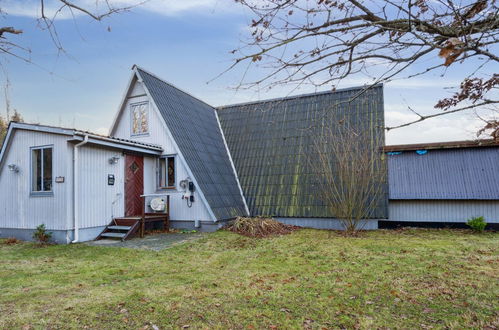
[134, 65, 217, 111]
[217, 84, 383, 110]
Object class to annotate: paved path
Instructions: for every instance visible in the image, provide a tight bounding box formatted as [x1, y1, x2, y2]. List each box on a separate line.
[85, 232, 205, 251]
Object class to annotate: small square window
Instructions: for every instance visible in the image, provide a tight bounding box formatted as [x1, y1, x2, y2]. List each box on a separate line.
[159, 156, 175, 189]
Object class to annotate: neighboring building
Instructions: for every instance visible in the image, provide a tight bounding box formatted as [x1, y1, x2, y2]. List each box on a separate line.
[384, 140, 499, 228]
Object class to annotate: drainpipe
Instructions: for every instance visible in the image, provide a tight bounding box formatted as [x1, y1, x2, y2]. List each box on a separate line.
[72, 135, 88, 243]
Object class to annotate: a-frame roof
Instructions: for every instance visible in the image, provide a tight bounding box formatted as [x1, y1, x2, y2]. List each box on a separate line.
[134, 67, 248, 220]
[217, 85, 387, 218]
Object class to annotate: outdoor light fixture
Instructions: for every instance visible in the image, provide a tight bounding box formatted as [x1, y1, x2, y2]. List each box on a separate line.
[8, 164, 19, 173]
[108, 156, 120, 165]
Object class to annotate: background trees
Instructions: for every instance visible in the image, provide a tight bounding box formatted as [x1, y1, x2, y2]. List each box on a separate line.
[0, 110, 23, 144]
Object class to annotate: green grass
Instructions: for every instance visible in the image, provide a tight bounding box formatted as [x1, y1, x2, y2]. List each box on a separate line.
[0, 229, 498, 329]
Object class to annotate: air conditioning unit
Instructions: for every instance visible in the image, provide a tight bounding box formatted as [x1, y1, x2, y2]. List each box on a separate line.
[150, 197, 166, 212]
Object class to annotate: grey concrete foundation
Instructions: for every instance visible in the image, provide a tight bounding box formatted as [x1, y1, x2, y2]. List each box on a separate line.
[170, 220, 226, 232]
[0, 226, 106, 244]
[275, 217, 379, 230]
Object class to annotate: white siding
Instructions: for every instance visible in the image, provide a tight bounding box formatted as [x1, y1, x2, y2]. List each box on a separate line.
[77, 145, 125, 229]
[113, 79, 213, 221]
[142, 156, 212, 221]
[0, 130, 70, 230]
[389, 200, 499, 224]
[113, 81, 176, 153]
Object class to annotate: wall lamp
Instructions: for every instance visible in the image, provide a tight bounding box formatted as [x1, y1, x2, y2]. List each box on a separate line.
[8, 164, 19, 173]
[108, 156, 120, 165]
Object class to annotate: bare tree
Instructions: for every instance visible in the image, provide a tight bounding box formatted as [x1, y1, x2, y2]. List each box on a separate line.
[0, 114, 7, 144]
[312, 120, 386, 234]
[0, 110, 24, 144]
[230, 0, 499, 139]
[0, 0, 142, 63]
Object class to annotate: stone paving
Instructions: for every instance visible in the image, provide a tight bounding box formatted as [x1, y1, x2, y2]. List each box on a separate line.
[85, 232, 205, 251]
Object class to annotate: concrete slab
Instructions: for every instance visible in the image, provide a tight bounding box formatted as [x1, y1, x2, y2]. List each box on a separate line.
[85, 232, 205, 251]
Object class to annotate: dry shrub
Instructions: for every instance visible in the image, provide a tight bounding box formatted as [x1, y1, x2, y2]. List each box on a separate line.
[3, 237, 21, 245]
[226, 217, 299, 238]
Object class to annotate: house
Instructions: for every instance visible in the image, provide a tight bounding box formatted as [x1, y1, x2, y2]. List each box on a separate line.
[383, 140, 499, 228]
[0, 123, 165, 243]
[0, 66, 249, 243]
[0, 65, 495, 243]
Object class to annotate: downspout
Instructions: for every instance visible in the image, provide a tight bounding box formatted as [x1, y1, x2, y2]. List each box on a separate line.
[72, 135, 88, 243]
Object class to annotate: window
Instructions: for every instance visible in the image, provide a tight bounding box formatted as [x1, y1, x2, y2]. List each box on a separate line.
[131, 102, 149, 135]
[31, 146, 52, 193]
[159, 156, 175, 189]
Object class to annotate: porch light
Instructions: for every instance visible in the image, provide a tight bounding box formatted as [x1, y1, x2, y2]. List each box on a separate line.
[108, 156, 120, 165]
[8, 164, 19, 173]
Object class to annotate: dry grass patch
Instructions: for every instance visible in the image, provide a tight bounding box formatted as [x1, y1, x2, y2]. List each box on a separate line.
[2, 237, 21, 245]
[225, 216, 300, 237]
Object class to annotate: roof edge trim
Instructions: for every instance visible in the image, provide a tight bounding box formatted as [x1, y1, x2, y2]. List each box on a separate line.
[134, 65, 217, 110]
[214, 110, 250, 216]
[384, 139, 498, 152]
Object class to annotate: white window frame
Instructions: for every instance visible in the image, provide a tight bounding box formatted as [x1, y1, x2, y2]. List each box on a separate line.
[158, 155, 176, 190]
[130, 101, 149, 136]
[30, 145, 53, 196]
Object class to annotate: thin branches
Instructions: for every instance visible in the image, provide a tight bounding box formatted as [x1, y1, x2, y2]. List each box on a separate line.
[0, 0, 143, 64]
[230, 0, 499, 138]
[311, 119, 386, 233]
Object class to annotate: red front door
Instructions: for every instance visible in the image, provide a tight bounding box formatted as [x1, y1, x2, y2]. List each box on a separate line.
[125, 154, 144, 217]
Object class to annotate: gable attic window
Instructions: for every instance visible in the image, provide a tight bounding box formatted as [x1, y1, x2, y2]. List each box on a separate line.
[159, 156, 176, 189]
[31, 146, 53, 194]
[131, 102, 149, 136]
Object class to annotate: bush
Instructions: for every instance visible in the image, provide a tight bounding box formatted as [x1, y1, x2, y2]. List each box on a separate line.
[467, 216, 487, 232]
[33, 224, 52, 244]
[226, 217, 299, 238]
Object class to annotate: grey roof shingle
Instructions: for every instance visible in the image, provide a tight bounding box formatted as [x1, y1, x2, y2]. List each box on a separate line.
[217, 86, 388, 218]
[136, 68, 247, 220]
[388, 147, 499, 200]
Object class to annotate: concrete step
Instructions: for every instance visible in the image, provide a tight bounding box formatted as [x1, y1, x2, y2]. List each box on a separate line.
[101, 232, 126, 238]
[108, 225, 132, 231]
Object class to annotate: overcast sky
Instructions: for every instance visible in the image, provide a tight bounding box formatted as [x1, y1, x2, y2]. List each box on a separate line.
[0, 0, 495, 145]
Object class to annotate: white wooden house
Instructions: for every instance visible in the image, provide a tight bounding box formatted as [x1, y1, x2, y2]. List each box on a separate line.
[0, 66, 249, 243]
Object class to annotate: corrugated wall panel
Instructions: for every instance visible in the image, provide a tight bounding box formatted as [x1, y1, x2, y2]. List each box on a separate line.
[0, 130, 69, 230]
[388, 147, 499, 200]
[77, 145, 125, 229]
[389, 200, 499, 223]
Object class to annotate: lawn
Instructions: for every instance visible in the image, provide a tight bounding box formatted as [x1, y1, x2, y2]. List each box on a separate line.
[0, 229, 497, 329]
